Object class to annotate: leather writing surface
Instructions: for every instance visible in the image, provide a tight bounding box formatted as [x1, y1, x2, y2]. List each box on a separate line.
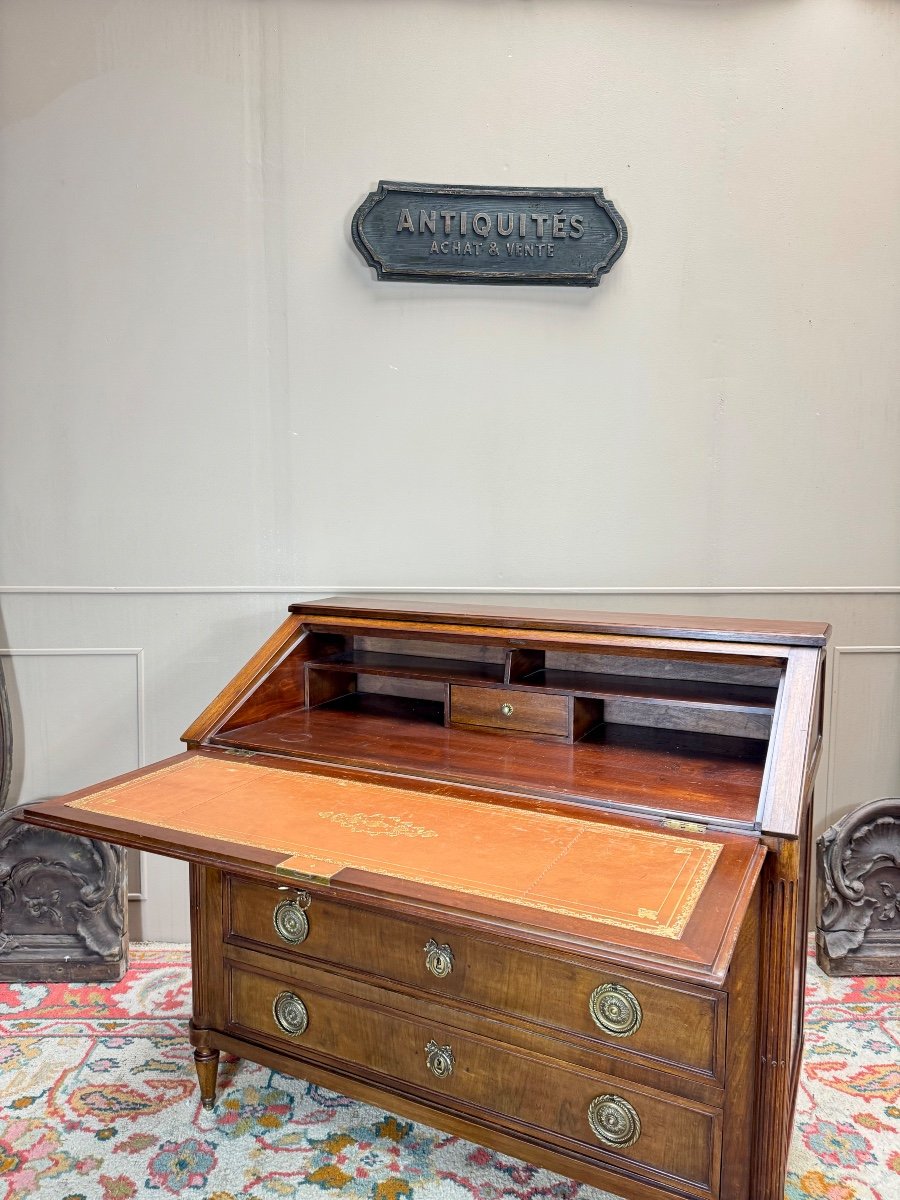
[67, 755, 721, 940]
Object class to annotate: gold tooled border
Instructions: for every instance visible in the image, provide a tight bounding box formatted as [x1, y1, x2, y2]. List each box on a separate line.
[274, 843, 717, 940]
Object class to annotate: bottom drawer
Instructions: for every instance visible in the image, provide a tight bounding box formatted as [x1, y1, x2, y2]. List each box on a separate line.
[226, 964, 720, 1199]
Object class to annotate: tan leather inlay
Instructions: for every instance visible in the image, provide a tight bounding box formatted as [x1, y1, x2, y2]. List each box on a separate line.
[67, 756, 721, 939]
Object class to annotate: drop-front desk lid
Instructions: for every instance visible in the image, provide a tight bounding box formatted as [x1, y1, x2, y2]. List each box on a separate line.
[20, 747, 766, 987]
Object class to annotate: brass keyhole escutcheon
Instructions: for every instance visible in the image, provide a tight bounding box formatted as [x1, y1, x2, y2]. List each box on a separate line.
[273, 892, 311, 945]
[500, 702, 514, 717]
[587, 1094, 641, 1148]
[424, 939, 454, 978]
[425, 1039, 455, 1079]
[272, 991, 309, 1037]
[589, 983, 643, 1038]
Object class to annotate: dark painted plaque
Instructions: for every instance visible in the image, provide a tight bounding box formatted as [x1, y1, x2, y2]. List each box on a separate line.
[352, 181, 627, 287]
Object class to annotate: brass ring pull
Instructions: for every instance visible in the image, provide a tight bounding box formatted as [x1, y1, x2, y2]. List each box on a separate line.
[272, 990, 309, 1037]
[424, 939, 454, 978]
[588, 1094, 641, 1148]
[500, 702, 514, 717]
[588, 983, 643, 1038]
[425, 1039, 455, 1079]
[273, 892, 311, 945]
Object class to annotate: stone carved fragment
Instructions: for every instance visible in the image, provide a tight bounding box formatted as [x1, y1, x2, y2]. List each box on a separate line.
[816, 798, 900, 976]
[0, 659, 127, 981]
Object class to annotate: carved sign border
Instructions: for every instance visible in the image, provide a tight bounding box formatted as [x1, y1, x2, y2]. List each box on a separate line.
[352, 180, 628, 287]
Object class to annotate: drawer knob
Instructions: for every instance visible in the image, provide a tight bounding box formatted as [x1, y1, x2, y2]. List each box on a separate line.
[424, 939, 454, 978]
[272, 990, 309, 1037]
[589, 983, 643, 1038]
[588, 1094, 641, 1149]
[425, 1039, 455, 1079]
[500, 702, 515, 717]
[273, 894, 311, 945]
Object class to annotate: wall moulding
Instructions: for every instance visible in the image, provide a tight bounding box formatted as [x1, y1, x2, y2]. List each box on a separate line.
[823, 646, 900, 826]
[0, 648, 147, 904]
[1, 586, 898, 596]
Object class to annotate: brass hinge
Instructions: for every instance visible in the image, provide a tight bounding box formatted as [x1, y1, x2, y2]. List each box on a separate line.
[220, 747, 256, 758]
[663, 818, 707, 833]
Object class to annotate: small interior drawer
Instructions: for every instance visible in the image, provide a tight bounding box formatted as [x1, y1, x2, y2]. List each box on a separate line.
[450, 685, 569, 737]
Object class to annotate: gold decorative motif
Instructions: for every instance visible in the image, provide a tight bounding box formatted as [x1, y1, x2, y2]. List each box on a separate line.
[425, 1039, 455, 1079]
[637, 908, 657, 919]
[317, 811, 438, 839]
[587, 1095, 641, 1148]
[424, 939, 454, 978]
[589, 983, 643, 1037]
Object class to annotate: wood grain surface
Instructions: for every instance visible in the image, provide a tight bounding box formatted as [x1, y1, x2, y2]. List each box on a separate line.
[19, 598, 828, 1200]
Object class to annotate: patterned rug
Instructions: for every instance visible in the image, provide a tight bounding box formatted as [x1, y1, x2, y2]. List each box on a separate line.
[0, 944, 896, 1200]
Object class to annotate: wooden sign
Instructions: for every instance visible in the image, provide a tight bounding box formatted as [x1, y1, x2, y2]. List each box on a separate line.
[352, 181, 627, 287]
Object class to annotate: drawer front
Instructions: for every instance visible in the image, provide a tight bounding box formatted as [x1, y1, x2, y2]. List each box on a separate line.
[227, 964, 719, 1198]
[450, 685, 569, 737]
[227, 876, 723, 1081]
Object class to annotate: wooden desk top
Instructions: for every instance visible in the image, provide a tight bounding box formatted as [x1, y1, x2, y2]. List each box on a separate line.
[292, 595, 831, 647]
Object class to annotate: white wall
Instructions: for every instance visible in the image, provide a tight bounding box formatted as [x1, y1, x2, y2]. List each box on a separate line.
[1, 0, 898, 938]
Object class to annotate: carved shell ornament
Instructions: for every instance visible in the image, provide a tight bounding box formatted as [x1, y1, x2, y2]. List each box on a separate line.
[0, 828, 124, 958]
[842, 816, 900, 887]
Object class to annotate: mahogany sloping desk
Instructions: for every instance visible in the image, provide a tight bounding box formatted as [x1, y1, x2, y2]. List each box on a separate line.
[20, 598, 830, 1200]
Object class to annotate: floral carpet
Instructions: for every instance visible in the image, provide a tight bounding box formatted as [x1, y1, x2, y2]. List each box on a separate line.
[0, 944, 896, 1200]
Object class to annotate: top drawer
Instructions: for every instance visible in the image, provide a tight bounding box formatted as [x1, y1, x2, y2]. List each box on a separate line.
[226, 875, 724, 1085]
[450, 685, 569, 737]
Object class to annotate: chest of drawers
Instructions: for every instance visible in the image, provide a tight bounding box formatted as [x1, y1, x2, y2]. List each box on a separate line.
[20, 598, 828, 1200]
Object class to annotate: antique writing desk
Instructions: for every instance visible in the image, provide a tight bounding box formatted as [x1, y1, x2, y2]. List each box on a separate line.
[21, 599, 829, 1200]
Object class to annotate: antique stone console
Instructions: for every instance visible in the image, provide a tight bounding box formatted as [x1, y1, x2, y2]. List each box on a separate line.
[20, 598, 829, 1200]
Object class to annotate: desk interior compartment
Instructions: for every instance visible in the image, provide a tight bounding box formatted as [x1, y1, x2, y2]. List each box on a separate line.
[202, 623, 783, 829]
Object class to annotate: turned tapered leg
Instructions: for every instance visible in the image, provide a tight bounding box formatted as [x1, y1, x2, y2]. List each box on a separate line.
[193, 1047, 220, 1110]
[188, 864, 226, 1113]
